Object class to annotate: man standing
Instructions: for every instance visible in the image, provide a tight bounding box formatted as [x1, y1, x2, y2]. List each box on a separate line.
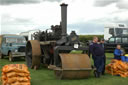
[89, 36, 104, 78]
[100, 39, 106, 75]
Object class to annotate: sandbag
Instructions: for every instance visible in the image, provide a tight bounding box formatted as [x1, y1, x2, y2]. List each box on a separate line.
[7, 77, 30, 84]
[106, 59, 128, 77]
[1, 64, 31, 85]
[2, 64, 30, 74]
[6, 72, 30, 78]
[11, 81, 31, 85]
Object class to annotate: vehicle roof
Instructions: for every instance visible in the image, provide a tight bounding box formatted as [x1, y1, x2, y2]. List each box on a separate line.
[104, 23, 128, 28]
[1, 34, 24, 38]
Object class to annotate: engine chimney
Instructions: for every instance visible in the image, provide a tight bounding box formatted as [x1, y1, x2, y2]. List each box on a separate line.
[60, 3, 68, 36]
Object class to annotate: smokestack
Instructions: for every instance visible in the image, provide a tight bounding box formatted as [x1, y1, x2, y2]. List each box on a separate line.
[60, 3, 68, 36]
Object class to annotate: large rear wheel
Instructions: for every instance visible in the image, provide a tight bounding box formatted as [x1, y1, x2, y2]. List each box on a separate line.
[26, 40, 41, 70]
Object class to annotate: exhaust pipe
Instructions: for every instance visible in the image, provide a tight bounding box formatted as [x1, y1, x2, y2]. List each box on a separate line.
[60, 3, 68, 36]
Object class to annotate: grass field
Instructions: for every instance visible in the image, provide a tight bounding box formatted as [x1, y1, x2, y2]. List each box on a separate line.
[0, 53, 128, 85]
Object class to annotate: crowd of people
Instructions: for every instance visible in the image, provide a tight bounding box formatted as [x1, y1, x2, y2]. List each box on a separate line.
[89, 36, 128, 78]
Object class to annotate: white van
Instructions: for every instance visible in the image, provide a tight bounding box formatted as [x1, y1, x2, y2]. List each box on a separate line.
[104, 23, 128, 40]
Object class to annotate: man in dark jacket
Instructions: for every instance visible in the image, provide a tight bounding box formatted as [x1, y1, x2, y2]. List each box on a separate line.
[100, 39, 106, 75]
[89, 36, 105, 78]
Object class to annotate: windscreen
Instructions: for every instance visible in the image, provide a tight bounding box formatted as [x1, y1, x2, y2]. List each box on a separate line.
[115, 28, 128, 36]
[6, 37, 26, 43]
[122, 29, 128, 34]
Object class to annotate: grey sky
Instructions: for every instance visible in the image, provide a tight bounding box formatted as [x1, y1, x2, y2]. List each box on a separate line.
[94, 0, 128, 9]
[0, 0, 128, 35]
[0, 0, 62, 5]
[94, 0, 118, 7]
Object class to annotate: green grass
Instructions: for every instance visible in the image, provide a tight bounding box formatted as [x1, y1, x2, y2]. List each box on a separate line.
[0, 53, 128, 85]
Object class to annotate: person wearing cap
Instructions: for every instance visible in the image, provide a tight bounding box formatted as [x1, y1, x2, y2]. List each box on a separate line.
[100, 39, 106, 75]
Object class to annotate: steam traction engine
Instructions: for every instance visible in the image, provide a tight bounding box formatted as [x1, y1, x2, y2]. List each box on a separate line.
[25, 3, 92, 79]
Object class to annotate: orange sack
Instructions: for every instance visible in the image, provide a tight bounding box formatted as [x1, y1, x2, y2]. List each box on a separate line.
[2, 64, 30, 74]
[1, 64, 31, 85]
[6, 71, 30, 78]
[106, 59, 128, 77]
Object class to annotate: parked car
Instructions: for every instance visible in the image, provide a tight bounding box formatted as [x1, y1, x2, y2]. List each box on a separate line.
[105, 36, 128, 53]
[0, 34, 26, 61]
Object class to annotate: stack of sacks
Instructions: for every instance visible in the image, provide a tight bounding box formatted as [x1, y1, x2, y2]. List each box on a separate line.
[106, 59, 128, 77]
[1, 64, 31, 85]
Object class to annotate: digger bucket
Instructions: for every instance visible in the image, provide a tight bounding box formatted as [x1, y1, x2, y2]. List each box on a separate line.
[54, 53, 92, 79]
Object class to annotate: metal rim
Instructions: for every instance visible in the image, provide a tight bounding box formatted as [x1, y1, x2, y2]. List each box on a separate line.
[54, 68, 63, 79]
[26, 40, 41, 69]
[26, 41, 32, 68]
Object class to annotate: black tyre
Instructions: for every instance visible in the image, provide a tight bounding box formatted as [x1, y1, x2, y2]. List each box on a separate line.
[9, 52, 13, 62]
[0, 52, 3, 59]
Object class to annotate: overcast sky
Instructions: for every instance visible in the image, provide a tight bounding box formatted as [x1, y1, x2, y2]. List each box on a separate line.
[0, 0, 128, 35]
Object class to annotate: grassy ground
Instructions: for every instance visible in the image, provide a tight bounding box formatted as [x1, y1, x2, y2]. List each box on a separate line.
[0, 53, 128, 85]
